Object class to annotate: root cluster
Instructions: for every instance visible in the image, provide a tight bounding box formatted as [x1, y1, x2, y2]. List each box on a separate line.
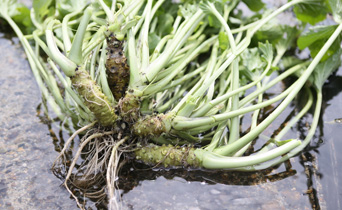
[52, 121, 138, 210]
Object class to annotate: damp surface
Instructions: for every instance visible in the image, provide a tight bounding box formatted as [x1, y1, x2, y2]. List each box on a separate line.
[1, 1, 342, 210]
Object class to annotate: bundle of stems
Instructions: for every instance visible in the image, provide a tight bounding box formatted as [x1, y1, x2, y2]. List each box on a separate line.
[1, 0, 342, 208]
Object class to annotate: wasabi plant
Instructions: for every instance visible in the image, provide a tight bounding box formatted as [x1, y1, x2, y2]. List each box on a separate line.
[1, 0, 342, 209]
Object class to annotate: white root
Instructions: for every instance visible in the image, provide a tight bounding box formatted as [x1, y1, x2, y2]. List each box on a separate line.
[64, 130, 114, 210]
[107, 136, 128, 210]
[52, 121, 97, 168]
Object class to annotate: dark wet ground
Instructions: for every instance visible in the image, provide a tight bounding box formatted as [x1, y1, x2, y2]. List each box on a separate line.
[1, 1, 342, 209]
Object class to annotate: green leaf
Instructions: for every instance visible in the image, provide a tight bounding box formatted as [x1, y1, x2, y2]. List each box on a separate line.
[242, 0, 264, 12]
[33, 0, 55, 23]
[328, 0, 342, 23]
[308, 35, 341, 61]
[252, 19, 283, 45]
[198, 1, 223, 28]
[297, 25, 337, 50]
[160, 0, 179, 18]
[178, 4, 197, 19]
[240, 48, 265, 75]
[148, 32, 161, 54]
[56, 0, 88, 17]
[280, 56, 303, 70]
[208, 14, 221, 28]
[12, 5, 34, 33]
[218, 31, 228, 50]
[0, 0, 34, 34]
[156, 13, 174, 36]
[298, 24, 341, 61]
[293, 0, 330, 25]
[312, 50, 341, 90]
[258, 41, 273, 64]
[275, 26, 299, 53]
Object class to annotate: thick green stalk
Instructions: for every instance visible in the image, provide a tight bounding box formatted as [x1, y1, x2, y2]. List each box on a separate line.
[62, 8, 84, 53]
[200, 140, 301, 169]
[127, 27, 140, 87]
[68, 7, 93, 65]
[46, 20, 77, 77]
[98, 0, 115, 24]
[176, 40, 219, 117]
[82, 26, 107, 58]
[47, 59, 94, 121]
[150, 35, 173, 62]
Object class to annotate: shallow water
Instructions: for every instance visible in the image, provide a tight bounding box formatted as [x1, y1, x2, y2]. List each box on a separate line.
[1, 2, 342, 210]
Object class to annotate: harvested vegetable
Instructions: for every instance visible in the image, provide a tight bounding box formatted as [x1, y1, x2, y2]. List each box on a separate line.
[1, 0, 342, 209]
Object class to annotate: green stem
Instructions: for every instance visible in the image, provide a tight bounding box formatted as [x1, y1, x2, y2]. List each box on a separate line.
[0, 13, 65, 119]
[192, 61, 273, 117]
[239, 62, 309, 107]
[228, 59, 240, 143]
[127, 28, 140, 87]
[233, 82, 263, 157]
[159, 64, 207, 91]
[141, 10, 205, 84]
[140, 0, 153, 70]
[98, 0, 115, 24]
[68, 7, 93, 65]
[214, 22, 342, 156]
[237, 89, 322, 171]
[144, 36, 216, 95]
[99, 41, 115, 104]
[207, 2, 236, 53]
[274, 87, 313, 141]
[46, 20, 77, 77]
[62, 8, 84, 53]
[199, 139, 301, 169]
